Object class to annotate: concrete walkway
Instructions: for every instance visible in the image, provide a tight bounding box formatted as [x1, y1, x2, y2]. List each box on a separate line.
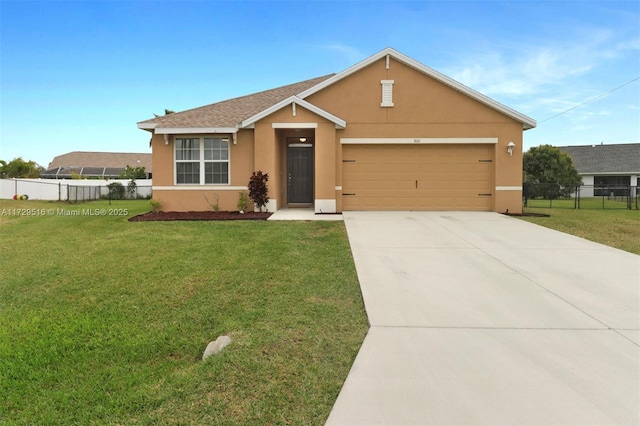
[268, 207, 343, 221]
[327, 211, 639, 425]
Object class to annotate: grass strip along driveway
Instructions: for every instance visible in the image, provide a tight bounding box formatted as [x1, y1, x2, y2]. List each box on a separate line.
[521, 205, 640, 255]
[0, 200, 368, 425]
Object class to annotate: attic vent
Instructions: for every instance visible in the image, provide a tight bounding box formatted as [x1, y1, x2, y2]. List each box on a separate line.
[381, 80, 394, 107]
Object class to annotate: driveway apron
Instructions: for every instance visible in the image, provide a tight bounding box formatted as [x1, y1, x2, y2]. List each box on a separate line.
[326, 211, 639, 425]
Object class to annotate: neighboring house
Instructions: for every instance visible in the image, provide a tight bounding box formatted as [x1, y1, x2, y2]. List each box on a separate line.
[557, 143, 640, 197]
[43, 151, 152, 179]
[137, 47, 536, 213]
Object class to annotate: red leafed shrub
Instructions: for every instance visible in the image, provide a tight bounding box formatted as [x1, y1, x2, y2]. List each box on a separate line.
[248, 171, 269, 211]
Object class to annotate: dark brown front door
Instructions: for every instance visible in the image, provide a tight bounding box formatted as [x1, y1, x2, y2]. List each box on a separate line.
[287, 142, 314, 204]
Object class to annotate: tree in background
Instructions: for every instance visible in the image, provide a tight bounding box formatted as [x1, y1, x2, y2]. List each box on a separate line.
[523, 145, 582, 200]
[118, 165, 146, 199]
[119, 165, 147, 179]
[0, 158, 44, 178]
[153, 109, 175, 117]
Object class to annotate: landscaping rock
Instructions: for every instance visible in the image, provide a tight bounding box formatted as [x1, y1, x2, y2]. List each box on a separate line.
[202, 335, 231, 361]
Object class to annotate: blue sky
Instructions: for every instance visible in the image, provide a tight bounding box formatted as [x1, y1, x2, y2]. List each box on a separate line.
[1, 0, 638, 168]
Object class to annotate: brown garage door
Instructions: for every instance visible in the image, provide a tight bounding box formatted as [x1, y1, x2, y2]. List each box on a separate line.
[342, 144, 493, 211]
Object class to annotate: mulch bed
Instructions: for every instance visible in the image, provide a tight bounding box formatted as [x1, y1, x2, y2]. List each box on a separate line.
[501, 212, 550, 217]
[129, 211, 272, 221]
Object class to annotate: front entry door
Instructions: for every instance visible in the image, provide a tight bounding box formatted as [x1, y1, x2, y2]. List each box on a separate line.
[287, 142, 314, 204]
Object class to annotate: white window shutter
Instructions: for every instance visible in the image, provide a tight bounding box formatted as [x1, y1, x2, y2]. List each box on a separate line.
[381, 80, 394, 107]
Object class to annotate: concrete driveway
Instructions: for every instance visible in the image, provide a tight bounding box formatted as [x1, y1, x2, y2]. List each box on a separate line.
[326, 211, 639, 425]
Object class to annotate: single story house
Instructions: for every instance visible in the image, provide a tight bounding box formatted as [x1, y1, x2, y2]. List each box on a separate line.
[137, 47, 536, 213]
[43, 151, 152, 179]
[557, 143, 640, 197]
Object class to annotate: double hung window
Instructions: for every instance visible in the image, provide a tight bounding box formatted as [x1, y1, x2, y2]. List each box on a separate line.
[175, 137, 229, 184]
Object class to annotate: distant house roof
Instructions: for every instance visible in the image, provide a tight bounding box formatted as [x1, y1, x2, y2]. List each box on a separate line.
[43, 151, 152, 179]
[137, 47, 536, 133]
[557, 144, 640, 174]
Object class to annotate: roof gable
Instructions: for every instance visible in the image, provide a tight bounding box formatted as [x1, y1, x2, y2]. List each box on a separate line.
[239, 96, 346, 129]
[298, 47, 536, 130]
[557, 144, 640, 174]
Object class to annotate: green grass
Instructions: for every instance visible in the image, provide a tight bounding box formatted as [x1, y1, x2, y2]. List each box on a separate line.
[0, 199, 369, 425]
[521, 203, 640, 254]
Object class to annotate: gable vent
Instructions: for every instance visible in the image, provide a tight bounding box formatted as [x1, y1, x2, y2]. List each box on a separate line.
[381, 80, 394, 107]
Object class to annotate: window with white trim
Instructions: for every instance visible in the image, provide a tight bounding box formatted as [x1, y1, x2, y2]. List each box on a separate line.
[175, 137, 229, 184]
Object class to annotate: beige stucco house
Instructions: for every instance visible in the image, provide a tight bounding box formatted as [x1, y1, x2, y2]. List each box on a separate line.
[137, 48, 536, 214]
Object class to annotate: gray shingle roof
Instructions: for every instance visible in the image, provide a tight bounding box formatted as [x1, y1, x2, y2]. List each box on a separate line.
[137, 74, 335, 129]
[46, 151, 152, 173]
[557, 144, 640, 174]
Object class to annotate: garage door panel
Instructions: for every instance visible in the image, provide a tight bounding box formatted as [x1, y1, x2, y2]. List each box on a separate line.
[343, 144, 493, 211]
[473, 180, 490, 190]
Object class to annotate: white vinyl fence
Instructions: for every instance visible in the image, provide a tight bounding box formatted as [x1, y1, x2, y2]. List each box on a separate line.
[0, 179, 152, 201]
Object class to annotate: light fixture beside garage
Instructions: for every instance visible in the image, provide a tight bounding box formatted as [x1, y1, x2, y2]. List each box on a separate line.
[299, 137, 307, 142]
[507, 141, 515, 156]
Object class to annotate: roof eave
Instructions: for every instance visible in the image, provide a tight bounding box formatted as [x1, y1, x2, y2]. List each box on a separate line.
[579, 171, 640, 175]
[154, 127, 238, 135]
[137, 122, 157, 131]
[239, 96, 346, 129]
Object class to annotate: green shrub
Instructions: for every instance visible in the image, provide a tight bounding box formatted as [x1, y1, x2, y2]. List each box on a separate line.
[237, 192, 249, 213]
[148, 199, 161, 213]
[127, 179, 137, 199]
[107, 182, 125, 200]
[205, 193, 220, 212]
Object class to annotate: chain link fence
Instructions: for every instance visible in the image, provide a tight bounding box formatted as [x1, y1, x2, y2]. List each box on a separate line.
[1, 178, 152, 203]
[524, 183, 639, 210]
[67, 183, 153, 203]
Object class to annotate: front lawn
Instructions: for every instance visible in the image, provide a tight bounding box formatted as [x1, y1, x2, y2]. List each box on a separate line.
[520, 204, 640, 254]
[0, 200, 368, 425]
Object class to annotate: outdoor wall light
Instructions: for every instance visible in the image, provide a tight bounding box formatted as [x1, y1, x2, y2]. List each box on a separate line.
[299, 137, 307, 142]
[164, 135, 170, 145]
[507, 141, 515, 156]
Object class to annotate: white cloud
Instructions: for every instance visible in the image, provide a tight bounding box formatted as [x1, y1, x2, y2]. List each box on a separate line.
[443, 30, 636, 99]
[445, 44, 595, 97]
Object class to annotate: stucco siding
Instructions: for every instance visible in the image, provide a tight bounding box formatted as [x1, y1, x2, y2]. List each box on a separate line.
[150, 130, 256, 212]
[144, 49, 530, 214]
[304, 57, 524, 213]
[306, 57, 515, 127]
[152, 188, 248, 212]
[151, 133, 174, 187]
